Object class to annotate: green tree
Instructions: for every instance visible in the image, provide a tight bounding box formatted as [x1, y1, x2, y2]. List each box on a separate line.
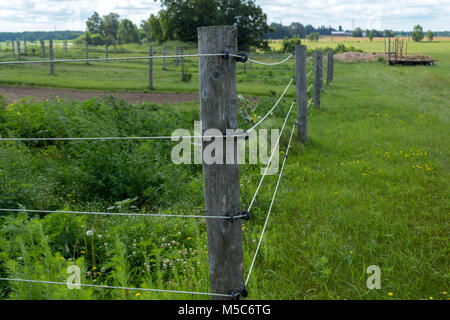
[352, 27, 363, 37]
[426, 30, 434, 41]
[102, 13, 120, 44]
[158, 0, 269, 48]
[149, 14, 164, 42]
[117, 19, 139, 44]
[412, 24, 424, 42]
[86, 12, 103, 36]
[140, 18, 151, 42]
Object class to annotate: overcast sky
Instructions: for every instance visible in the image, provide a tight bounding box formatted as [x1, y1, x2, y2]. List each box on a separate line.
[0, 0, 449, 32]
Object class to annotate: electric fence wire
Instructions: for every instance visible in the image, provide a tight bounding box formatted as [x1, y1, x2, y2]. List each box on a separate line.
[0, 278, 234, 298]
[245, 120, 297, 286]
[0, 78, 294, 142]
[246, 100, 294, 214]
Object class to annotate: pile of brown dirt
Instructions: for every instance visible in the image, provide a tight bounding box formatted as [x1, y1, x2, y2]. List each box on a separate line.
[334, 52, 434, 63]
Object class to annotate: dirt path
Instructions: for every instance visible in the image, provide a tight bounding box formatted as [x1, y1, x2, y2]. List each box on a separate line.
[0, 86, 199, 105]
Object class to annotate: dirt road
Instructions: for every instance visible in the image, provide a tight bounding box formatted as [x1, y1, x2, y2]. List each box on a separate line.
[0, 86, 199, 105]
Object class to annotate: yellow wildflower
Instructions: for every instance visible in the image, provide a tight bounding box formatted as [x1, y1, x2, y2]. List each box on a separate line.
[388, 292, 393, 297]
[135, 293, 141, 297]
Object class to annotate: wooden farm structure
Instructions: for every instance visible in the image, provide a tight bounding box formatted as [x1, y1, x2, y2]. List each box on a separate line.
[384, 37, 435, 66]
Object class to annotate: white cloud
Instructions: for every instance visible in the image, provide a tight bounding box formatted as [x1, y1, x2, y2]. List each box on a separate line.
[0, 0, 449, 32]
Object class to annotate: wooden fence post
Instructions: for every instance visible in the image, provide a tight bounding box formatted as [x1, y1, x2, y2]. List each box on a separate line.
[106, 44, 109, 59]
[198, 25, 245, 300]
[40, 39, 45, 57]
[148, 45, 153, 90]
[180, 47, 184, 81]
[86, 42, 89, 65]
[326, 49, 333, 85]
[49, 38, 54, 75]
[163, 44, 167, 70]
[314, 50, 322, 108]
[17, 40, 21, 60]
[296, 45, 307, 143]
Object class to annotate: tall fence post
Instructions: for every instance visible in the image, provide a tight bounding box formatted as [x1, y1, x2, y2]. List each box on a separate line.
[180, 47, 184, 81]
[163, 44, 167, 70]
[296, 45, 307, 143]
[85, 42, 89, 65]
[314, 50, 322, 108]
[17, 40, 21, 60]
[330, 50, 334, 81]
[40, 39, 45, 57]
[148, 45, 153, 90]
[326, 49, 333, 85]
[106, 44, 109, 59]
[198, 25, 245, 300]
[49, 38, 54, 75]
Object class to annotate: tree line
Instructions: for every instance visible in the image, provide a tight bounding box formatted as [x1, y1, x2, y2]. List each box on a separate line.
[0, 31, 83, 42]
[79, 0, 270, 49]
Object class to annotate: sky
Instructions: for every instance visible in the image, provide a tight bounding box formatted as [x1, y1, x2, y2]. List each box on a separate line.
[0, 0, 449, 32]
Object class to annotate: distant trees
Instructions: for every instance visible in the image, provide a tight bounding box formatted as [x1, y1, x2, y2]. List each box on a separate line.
[264, 23, 334, 39]
[412, 25, 424, 42]
[307, 32, 319, 41]
[426, 30, 434, 41]
[117, 19, 139, 44]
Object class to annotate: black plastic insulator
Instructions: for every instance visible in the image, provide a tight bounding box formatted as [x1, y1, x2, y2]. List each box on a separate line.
[234, 52, 248, 63]
[223, 49, 230, 60]
[242, 211, 250, 221]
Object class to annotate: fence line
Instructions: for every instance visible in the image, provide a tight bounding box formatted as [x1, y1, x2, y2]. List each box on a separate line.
[0, 208, 248, 220]
[0, 36, 335, 299]
[0, 278, 234, 298]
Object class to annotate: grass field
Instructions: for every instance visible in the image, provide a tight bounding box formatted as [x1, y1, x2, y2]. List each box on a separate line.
[0, 37, 448, 300]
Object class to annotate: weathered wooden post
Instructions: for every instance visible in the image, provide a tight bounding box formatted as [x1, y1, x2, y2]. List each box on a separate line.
[330, 50, 334, 81]
[296, 45, 307, 143]
[198, 25, 245, 300]
[85, 42, 89, 65]
[180, 47, 184, 81]
[314, 50, 322, 108]
[40, 39, 45, 57]
[326, 49, 333, 85]
[163, 44, 167, 70]
[49, 38, 54, 75]
[148, 45, 153, 90]
[17, 40, 21, 60]
[106, 44, 109, 59]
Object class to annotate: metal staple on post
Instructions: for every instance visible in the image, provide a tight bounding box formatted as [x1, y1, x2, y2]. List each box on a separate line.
[296, 45, 307, 143]
[198, 25, 245, 300]
[149, 45, 153, 90]
[314, 50, 323, 108]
